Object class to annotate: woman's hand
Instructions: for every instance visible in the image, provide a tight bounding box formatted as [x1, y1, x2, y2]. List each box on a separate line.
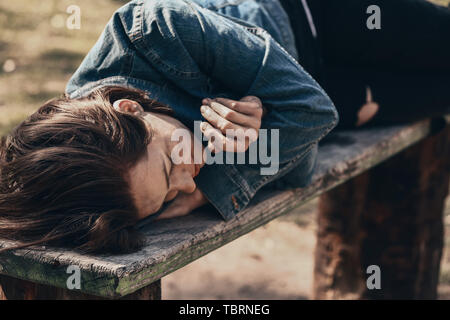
[155, 188, 208, 220]
[200, 96, 265, 153]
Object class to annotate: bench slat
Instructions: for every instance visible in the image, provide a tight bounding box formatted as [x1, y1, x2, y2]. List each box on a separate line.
[0, 118, 441, 298]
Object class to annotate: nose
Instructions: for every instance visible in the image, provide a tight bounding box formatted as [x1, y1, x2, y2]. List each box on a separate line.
[170, 169, 197, 194]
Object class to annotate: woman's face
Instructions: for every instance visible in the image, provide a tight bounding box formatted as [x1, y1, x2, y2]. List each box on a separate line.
[114, 99, 204, 219]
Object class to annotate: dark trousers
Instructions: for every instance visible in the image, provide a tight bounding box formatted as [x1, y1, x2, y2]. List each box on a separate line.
[280, 0, 450, 128]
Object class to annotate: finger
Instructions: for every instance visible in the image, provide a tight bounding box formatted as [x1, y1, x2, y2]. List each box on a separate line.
[206, 109, 260, 143]
[200, 104, 244, 134]
[200, 121, 227, 152]
[212, 97, 262, 117]
[204, 97, 259, 116]
[202, 100, 260, 128]
[200, 121, 235, 153]
[208, 100, 256, 126]
[214, 97, 262, 126]
[200, 121, 252, 153]
[200, 110, 258, 144]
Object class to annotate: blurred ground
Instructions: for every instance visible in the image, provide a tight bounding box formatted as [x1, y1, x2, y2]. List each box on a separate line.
[163, 199, 318, 299]
[0, 0, 449, 299]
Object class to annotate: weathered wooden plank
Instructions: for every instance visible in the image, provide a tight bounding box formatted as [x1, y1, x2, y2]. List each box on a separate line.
[0, 118, 443, 298]
[314, 123, 450, 299]
[0, 275, 161, 300]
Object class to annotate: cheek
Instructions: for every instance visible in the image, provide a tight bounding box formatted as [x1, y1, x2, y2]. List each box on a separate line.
[137, 172, 171, 217]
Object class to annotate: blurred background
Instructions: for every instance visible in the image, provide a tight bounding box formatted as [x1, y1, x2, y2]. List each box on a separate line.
[0, 0, 449, 299]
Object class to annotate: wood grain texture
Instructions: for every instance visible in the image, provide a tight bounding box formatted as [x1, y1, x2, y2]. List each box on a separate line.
[0, 118, 445, 298]
[0, 275, 161, 300]
[314, 123, 450, 299]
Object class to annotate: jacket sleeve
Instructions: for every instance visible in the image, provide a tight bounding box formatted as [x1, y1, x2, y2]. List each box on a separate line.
[134, 0, 338, 147]
[132, 0, 339, 220]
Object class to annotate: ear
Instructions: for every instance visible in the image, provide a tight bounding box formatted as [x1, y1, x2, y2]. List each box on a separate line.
[113, 99, 145, 115]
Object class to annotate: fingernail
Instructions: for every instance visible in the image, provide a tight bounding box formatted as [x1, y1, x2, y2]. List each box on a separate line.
[201, 106, 210, 115]
[200, 122, 206, 130]
[200, 105, 206, 113]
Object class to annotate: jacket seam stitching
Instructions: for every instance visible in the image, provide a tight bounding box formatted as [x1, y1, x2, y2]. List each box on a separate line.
[130, 1, 203, 78]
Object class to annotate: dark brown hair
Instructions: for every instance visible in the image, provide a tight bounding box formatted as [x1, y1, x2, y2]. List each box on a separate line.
[0, 86, 173, 254]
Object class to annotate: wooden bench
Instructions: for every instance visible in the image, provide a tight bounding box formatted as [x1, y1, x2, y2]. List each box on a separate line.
[1, 116, 449, 300]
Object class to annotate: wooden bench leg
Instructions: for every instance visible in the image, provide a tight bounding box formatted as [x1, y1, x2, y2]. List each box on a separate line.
[314, 123, 450, 299]
[0, 274, 161, 300]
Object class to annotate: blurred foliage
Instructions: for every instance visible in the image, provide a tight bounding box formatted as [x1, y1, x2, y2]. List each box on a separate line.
[0, 0, 122, 136]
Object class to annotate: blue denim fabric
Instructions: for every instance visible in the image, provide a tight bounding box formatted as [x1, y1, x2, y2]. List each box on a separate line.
[65, 0, 338, 221]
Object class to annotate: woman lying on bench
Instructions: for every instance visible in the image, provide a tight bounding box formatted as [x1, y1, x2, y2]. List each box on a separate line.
[0, 0, 448, 254]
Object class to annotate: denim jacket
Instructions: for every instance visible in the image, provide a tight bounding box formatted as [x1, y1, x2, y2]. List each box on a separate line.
[65, 0, 338, 221]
